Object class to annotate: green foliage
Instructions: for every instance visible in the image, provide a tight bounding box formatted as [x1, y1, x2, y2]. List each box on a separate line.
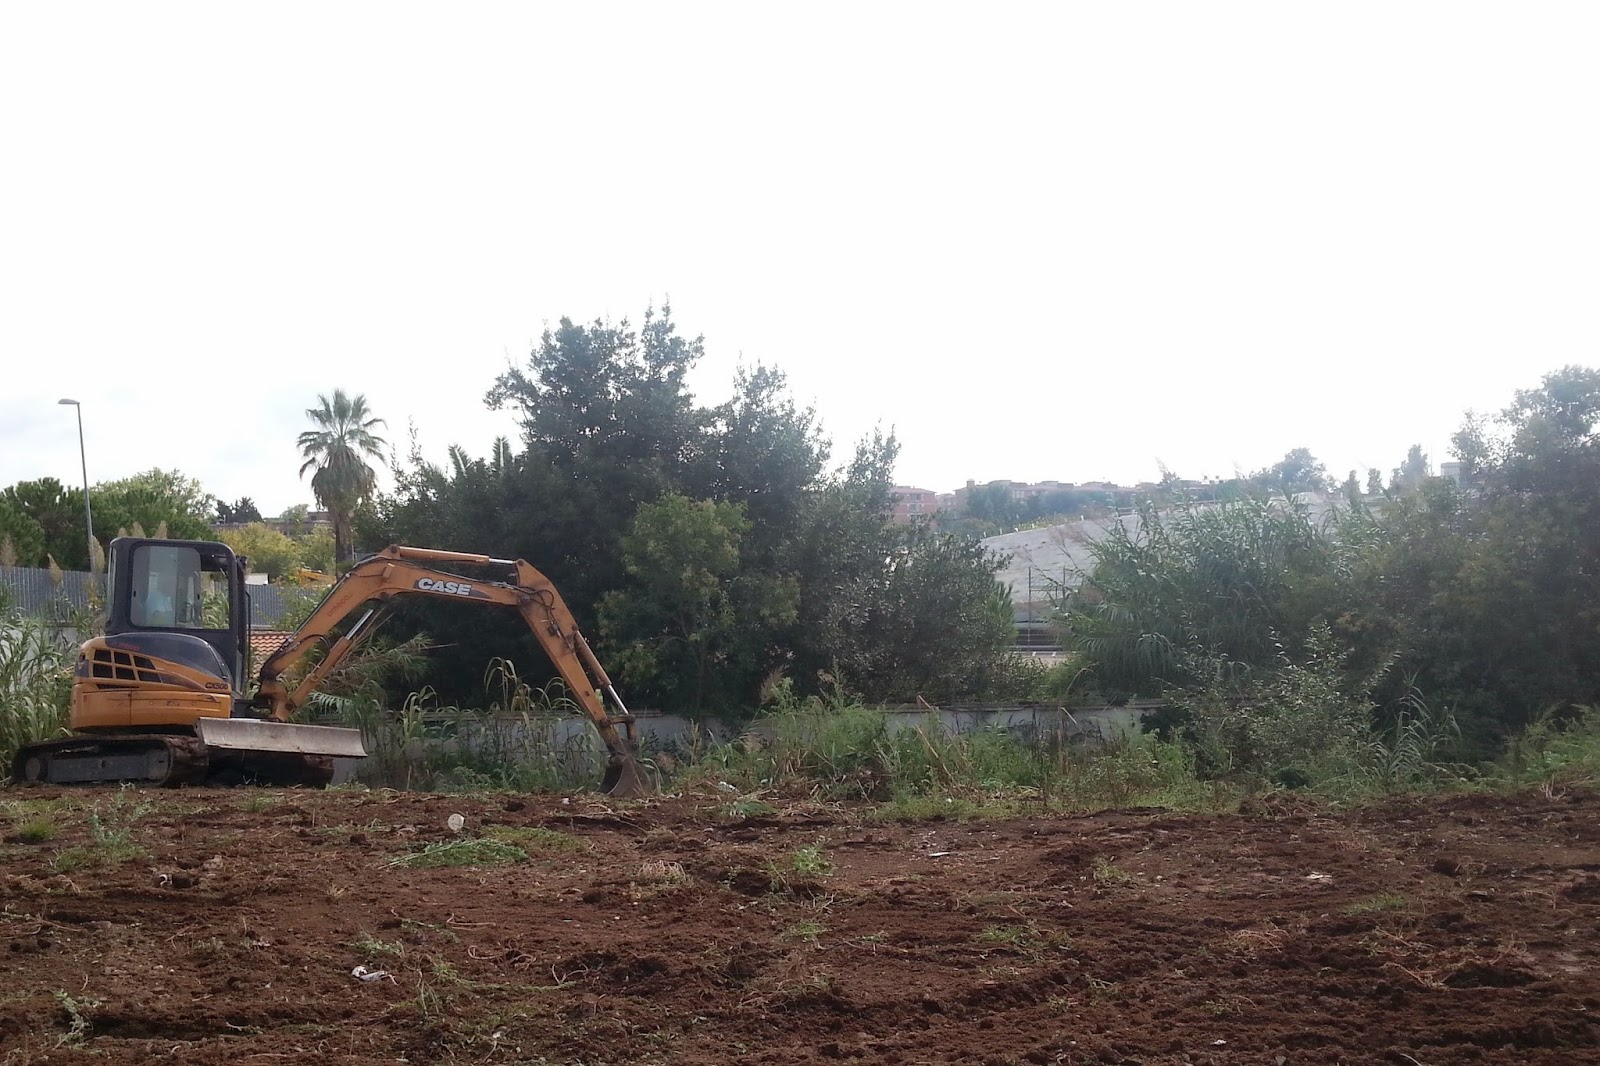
[1062, 365, 1600, 783]
[388, 838, 529, 869]
[94, 469, 215, 545]
[348, 932, 405, 960]
[0, 603, 75, 769]
[783, 844, 832, 877]
[961, 481, 1112, 533]
[600, 494, 798, 715]
[217, 522, 307, 581]
[278, 504, 313, 536]
[298, 389, 387, 565]
[1062, 492, 1356, 696]
[480, 306, 709, 609]
[1250, 447, 1332, 495]
[684, 700, 1212, 814]
[1, 478, 89, 569]
[333, 660, 604, 792]
[0, 494, 47, 567]
[298, 526, 337, 573]
[368, 306, 1014, 714]
[52, 793, 152, 872]
[1342, 893, 1410, 914]
[0, 469, 214, 570]
[1164, 622, 1381, 785]
[16, 817, 58, 843]
[1500, 706, 1600, 789]
[1390, 443, 1432, 492]
[215, 496, 263, 524]
[480, 825, 585, 852]
[1351, 370, 1600, 743]
[52, 991, 101, 1049]
[839, 528, 1014, 703]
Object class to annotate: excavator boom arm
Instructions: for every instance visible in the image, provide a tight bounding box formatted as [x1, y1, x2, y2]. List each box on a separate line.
[255, 546, 644, 793]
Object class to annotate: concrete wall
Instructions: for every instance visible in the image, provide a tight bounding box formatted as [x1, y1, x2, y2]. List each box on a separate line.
[328, 702, 1161, 784]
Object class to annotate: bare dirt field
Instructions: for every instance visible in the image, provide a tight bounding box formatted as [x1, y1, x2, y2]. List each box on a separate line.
[2, 784, 1598, 1065]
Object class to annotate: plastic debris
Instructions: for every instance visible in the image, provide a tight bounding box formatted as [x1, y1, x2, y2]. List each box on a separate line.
[351, 965, 397, 984]
[447, 813, 466, 834]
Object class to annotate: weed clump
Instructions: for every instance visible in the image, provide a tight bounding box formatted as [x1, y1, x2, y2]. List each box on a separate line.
[388, 838, 528, 869]
[680, 694, 1217, 819]
[51, 793, 151, 872]
[480, 825, 584, 852]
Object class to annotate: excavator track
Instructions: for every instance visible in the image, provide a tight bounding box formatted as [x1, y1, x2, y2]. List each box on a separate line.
[10, 735, 336, 788]
[11, 734, 210, 787]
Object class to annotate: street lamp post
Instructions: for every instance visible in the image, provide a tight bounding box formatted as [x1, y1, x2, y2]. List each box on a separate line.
[57, 399, 94, 571]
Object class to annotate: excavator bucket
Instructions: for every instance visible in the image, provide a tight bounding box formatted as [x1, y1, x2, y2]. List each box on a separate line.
[600, 754, 652, 799]
[195, 718, 369, 759]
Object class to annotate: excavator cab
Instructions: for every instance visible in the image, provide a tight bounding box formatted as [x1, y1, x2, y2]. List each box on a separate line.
[104, 538, 250, 695]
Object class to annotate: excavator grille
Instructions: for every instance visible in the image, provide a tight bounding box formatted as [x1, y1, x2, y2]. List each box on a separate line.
[86, 648, 164, 684]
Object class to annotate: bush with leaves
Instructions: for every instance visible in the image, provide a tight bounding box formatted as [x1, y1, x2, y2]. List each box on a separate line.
[1061, 492, 1365, 698]
[1162, 622, 1377, 786]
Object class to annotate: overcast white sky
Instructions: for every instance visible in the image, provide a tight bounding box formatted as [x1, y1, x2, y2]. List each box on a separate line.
[2, 3, 1596, 514]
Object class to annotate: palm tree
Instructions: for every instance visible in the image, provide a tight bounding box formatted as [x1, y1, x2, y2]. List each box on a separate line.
[297, 390, 387, 565]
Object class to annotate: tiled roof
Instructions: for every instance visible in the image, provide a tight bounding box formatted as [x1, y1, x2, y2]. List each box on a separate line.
[250, 630, 294, 662]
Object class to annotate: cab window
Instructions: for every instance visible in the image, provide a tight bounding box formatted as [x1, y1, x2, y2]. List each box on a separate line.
[130, 545, 228, 629]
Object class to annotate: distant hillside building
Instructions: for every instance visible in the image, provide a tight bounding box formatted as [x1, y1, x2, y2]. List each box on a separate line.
[889, 486, 938, 523]
[215, 510, 334, 537]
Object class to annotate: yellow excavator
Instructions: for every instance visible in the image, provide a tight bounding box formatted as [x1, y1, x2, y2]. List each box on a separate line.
[10, 537, 650, 796]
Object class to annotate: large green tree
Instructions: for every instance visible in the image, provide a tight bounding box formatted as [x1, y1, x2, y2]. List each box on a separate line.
[216, 522, 309, 582]
[215, 496, 263, 524]
[1251, 447, 1332, 496]
[0, 469, 213, 570]
[481, 306, 707, 609]
[599, 495, 799, 715]
[365, 306, 1014, 715]
[93, 469, 214, 544]
[297, 390, 388, 565]
[0, 480, 73, 568]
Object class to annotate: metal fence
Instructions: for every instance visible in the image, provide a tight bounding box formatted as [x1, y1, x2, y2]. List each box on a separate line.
[0, 565, 98, 616]
[0, 566, 299, 628]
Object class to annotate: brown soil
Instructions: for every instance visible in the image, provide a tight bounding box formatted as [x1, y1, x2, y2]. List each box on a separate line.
[2, 785, 1598, 1065]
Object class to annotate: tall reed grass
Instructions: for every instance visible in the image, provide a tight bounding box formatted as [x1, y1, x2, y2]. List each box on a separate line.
[0, 599, 79, 768]
[335, 659, 603, 791]
[676, 698, 1222, 813]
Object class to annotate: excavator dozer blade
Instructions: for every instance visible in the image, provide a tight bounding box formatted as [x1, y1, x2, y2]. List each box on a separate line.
[195, 718, 369, 759]
[600, 755, 652, 799]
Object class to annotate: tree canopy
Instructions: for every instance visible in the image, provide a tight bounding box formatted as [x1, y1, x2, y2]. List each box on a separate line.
[1250, 447, 1332, 496]
[0, 469, 215, 570]
[365, 305, 1010, 715]
[1062, 365, 1600, 759]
